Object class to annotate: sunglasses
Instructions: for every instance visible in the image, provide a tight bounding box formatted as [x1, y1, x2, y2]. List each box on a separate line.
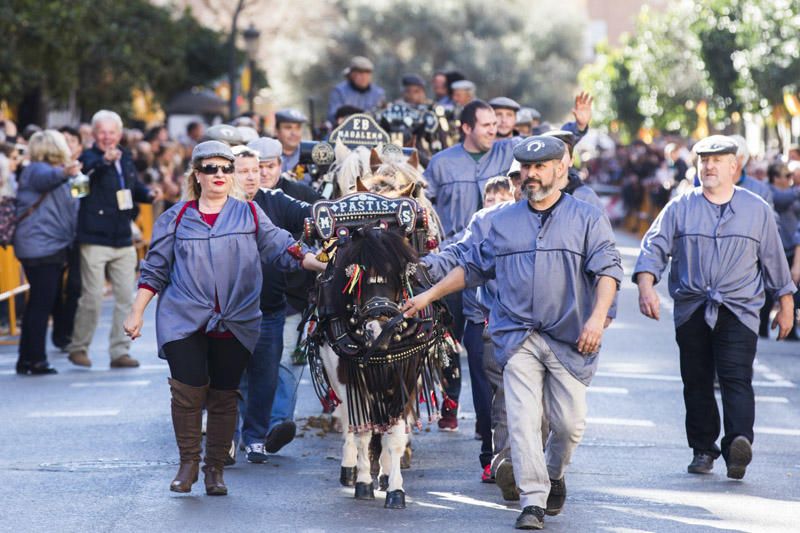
[196, 163, 235, 175]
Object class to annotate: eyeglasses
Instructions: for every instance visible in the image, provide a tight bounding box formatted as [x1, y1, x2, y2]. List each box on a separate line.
[196, 163, 234, 175]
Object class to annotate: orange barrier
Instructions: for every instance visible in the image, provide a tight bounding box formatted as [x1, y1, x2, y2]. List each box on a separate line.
[0, 246, 28, 342]
[134, 203, 155, 260]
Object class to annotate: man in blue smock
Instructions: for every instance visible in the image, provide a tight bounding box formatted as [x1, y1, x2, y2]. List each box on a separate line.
[326, 56, 385, 124]
[275, 109, 308, 176]
[635, 135, 795, 481]
[406, 136, 622, 530]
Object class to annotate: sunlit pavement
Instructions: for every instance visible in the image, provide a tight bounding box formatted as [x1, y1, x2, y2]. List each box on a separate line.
[1, 231, 798, 533]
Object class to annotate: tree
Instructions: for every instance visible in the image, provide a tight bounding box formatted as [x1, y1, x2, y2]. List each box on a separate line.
[291, 0, 587, 123]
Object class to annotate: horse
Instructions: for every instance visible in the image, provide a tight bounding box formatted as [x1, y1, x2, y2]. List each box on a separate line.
[303, 188, 453, 509]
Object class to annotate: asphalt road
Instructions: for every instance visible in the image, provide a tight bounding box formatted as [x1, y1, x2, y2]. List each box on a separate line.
[1, 231, 799, 533]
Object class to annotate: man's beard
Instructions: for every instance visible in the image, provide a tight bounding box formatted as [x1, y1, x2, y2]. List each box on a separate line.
[524, 180, 556, 202]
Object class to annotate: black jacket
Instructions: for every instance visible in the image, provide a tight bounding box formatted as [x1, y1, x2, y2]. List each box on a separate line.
[77, 145, 152, 247]
[277, 176, 321, 205]
[253, 188, 312, 313]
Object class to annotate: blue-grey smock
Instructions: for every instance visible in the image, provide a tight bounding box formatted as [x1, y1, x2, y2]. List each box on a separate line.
[138, 198, 309, 356]
[633, 187, 795, 335]
[459, 194, 623, 384]
[326, 81, 386, 123]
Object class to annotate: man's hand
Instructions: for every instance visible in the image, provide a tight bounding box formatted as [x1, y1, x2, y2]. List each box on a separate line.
[64, 160, 82, 177]
[301, 252, 327, 273]
[773, 294, 796, 340]
[104, 147, 122, 163]
[637, 273, 661, 320]
[572, 92, 593, 131]
[401, 291, 435, 318]
[577, 314, 605, 355]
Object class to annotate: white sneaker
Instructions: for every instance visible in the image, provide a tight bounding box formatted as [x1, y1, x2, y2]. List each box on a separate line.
[245, 442, 268, 463]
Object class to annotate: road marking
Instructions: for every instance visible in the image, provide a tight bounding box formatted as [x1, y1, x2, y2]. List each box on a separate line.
[715, 393, 789, 404]
[428, 492, 517, 512]
[588, 386, 629, 395]
[596, 371, 795, 388]
[754, 426, 800, 437]
[27, 410, 120, 418]
[588, 417, 655, 427]
[70, 380, 150, 388]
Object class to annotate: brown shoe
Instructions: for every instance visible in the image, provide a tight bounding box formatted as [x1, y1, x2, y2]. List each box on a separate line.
[203, 388, 241, 495]
[110, 355, 140, 368]
[169, 378, 208, 493]
[68, 350, 92, 367]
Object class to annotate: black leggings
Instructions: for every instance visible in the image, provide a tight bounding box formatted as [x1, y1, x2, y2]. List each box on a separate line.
[163, 331, 251, 389]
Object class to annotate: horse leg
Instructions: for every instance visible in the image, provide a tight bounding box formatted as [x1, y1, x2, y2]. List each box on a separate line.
[340, 423, 358, 487]
[383, 419, 408, 509]
[354, 430, 375, 500]
[378, 440, 391, 491]
[319, 345, 355, 486]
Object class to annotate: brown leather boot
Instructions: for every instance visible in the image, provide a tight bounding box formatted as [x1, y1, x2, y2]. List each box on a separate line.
[203, 388, 241, 496]
[168, 378, 208, 493]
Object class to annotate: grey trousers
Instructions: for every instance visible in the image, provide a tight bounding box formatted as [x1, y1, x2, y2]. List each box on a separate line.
[67, 244, 137, 360]
[504, 331, 587, 509]
[483, 328, 510, 476]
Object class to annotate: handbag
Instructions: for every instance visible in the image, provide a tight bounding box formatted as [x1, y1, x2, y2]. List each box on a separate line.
[0, 190, 51, 247]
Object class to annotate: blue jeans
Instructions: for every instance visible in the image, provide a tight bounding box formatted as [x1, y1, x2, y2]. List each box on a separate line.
[237, 310, 286, 446]
[464, 319, 493, 467]
[269, 311, 304, 431]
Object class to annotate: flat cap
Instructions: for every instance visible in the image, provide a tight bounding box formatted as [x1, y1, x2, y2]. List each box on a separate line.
[488, 96, 520, 111]
[693, 135, 738, 157]
[202, 124, 244, 146]
[348, 56, 374, 72]
[541, 129, 577, 148]
[248, 137, 283, 161]
[513, 135, 566, 164]
[237, 126, 259, 144]
[275, 109, 308, 125]
[401, 74, 426, 88]
[191, 140, 235, 166]
[451, 80, 476, 92]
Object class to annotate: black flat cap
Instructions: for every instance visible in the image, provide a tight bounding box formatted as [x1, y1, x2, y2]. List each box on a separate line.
[488, 96, 520, 111]
[401, 74, 426, 88]
[275, 109, 308, 125]
[693, 135, 738, 156]
[541, 129, 577, 147]
[513, 135, 566, 164]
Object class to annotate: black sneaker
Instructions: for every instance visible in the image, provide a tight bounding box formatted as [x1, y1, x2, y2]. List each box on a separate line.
[725, 436, 752, 480]
[546, 477, 566, 516]
[515, 506, 545, 530]
[264, 420, 297, 453]
[687, 452, 715, 474]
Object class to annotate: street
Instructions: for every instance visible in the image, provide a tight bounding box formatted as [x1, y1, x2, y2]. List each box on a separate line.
[1, 231, 799, 533]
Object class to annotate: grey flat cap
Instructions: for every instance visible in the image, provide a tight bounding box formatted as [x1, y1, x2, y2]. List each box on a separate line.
[517, 107, 541, 124]
[451, 80, 476, 92]
[248, 137, 283, 161]
[275, 109, 308, 125]
[693, 135, 738, 156]
[237, 126, 259, 144]
[348, 56, 374, 72]
[401, 74, 426, 88]
[202, 124, 244, 146]
[488, 96, 520, 111]
[513, 136, 566, 164]
[542, 129, 577, 147]
[191, 140, 235, 166]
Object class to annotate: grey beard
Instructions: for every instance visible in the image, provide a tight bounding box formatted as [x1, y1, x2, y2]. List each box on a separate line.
[524, 182, 556, 202]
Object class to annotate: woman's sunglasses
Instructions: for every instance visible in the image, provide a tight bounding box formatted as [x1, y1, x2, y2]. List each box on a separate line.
[197, 163, 235, 175]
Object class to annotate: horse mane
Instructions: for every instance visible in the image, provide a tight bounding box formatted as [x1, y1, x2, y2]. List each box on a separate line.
[336, 226, 418, 280]
[331, 145, 371, 196]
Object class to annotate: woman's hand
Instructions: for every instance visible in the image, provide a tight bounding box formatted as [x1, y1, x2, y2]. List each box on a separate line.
[123, 312, 144, 340]
[64, 160, 82, 177]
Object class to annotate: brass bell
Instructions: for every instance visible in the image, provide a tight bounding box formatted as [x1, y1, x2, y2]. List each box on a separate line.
[393, 334, 401, 342]
[349, 317, 358, 325]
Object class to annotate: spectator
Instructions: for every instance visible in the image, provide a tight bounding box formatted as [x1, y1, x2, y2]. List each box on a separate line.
[275, 109, 308, 175]
[66, 110, 161, 369]
[13, 130, 81, 375]
[326, 56, 386, 123]
[401, 74, 428, 106]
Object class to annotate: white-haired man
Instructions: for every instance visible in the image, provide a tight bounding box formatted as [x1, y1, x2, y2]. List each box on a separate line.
[67, 110, 161, 368]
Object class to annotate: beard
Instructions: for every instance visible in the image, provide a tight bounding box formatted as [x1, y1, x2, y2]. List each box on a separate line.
[523, 179, 557, 202]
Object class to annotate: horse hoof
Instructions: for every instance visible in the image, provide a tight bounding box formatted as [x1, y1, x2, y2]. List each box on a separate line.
[384, 489, 406, 509]
[378, 475, 389, 491]
[354, 482, 375, 500]
[340, 466, 357, 487]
